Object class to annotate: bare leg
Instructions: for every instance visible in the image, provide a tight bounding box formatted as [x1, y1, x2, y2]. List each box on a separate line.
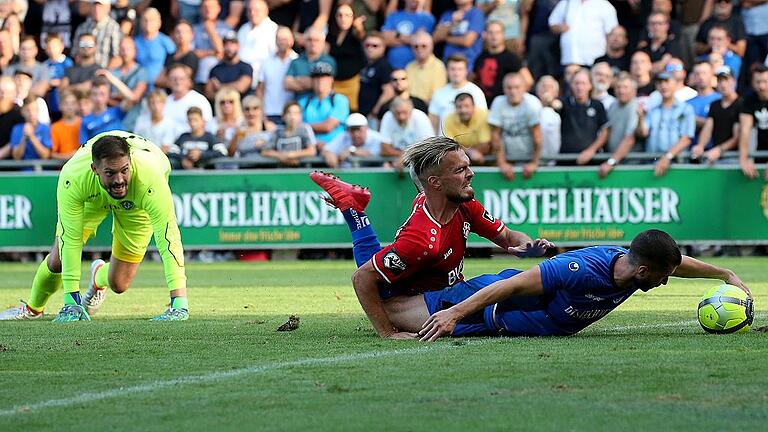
[383, 295, 430, 333]
[107, 256, 141, 293]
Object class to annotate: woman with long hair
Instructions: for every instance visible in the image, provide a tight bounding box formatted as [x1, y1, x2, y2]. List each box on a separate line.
[212, 86, 244, 142]
[327, 4, 366, 112]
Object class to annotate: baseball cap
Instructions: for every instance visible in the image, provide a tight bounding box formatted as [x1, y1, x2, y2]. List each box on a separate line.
[310, 62, 334, 78]
[346, 113, 367, 128]
[222, 30, 238, 42]
[716, 66, 734, 79]
[655, 71, 673, 81]
[92, 0, 111, 5]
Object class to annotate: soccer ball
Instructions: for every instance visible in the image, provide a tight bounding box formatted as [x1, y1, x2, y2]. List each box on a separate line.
[697, 284, 754, 334]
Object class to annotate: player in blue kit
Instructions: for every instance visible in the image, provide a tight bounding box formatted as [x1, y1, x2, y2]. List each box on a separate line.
[378, 229, 751, 340]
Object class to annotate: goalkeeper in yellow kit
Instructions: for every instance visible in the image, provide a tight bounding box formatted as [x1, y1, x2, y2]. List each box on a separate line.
[0, 131, 189, 321]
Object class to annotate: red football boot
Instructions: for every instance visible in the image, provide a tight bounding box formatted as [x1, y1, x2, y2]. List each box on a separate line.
[309, 171, 371, 212]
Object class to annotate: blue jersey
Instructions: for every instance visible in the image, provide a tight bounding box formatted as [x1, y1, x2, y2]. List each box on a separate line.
[80, 107, 125, 143]
[424, 246, 636, 336]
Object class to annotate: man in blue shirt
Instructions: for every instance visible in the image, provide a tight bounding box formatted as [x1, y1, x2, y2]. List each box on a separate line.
[638, 72, 696, 177]
[11, 97, 51, 167]
[433, 0, 485, 71]
[298, 62, 349, 145]
[380, 229, 750, 340]
[80, 80, 125, 143]
[686, 61, 721, 147]
[381, 0, 436, 69]
[134, 7, 176, 88]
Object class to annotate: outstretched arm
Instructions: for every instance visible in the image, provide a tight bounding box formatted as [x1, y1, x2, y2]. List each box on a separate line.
[673, 256, 750, 295]
[492, 227, 554, 258]
[419, 267, 544, 341]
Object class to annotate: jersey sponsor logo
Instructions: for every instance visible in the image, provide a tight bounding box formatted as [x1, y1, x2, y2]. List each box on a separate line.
[584, 293, 605, 302]
[482, 209, 495, 223]
[120, 200, 135, 210]
[563, 305, 611, 320]
[568, 261, 580, 272]
[586, 107, 596, 117]
[447, 259, 464, 285]
[462, 222, 470, 239]
[383, 250, 407, 274]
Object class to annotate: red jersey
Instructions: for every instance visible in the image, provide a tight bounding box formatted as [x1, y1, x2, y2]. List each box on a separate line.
[372, 193, 505, 296]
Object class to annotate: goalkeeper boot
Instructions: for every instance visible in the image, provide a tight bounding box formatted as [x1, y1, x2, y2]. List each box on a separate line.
[309, 171, 371, 212]
[151, 308, 189, 321]
[52, 304, 91, 322]
[83, 259, 107, 316]
[0, 301, 43, 320]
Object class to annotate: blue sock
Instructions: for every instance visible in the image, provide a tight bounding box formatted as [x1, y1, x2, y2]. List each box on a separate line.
[342, 209, 381, 267]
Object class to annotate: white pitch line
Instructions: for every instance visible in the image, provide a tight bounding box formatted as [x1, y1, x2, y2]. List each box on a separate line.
[3, 315, 765, 418]
[0, 339, 497, 418]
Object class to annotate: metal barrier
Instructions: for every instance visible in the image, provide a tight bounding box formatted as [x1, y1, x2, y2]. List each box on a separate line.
[1, 151, 767, 171]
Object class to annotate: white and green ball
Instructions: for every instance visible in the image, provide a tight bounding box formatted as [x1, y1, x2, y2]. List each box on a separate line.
[697, 284, 754, 334]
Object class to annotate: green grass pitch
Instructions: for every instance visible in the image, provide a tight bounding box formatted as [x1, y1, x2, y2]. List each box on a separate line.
[0, 257, 767, 431]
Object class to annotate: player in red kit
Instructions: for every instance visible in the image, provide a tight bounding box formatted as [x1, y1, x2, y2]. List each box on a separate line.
[310, 136, 553, 339]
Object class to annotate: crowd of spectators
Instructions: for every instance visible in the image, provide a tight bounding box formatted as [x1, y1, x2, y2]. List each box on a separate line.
[0, 0, 767, 179]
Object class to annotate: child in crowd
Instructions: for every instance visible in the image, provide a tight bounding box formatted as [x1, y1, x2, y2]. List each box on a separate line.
[173, 107, 227, 169]
[50, 89, 81, 161]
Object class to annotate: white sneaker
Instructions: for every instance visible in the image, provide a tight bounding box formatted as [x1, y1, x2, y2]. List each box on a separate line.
[0, 301, 43, 320]
[83, 259, 106, 316]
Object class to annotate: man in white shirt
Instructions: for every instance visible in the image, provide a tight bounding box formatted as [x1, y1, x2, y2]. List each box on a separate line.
[237, 0, 277, 88]
[488, 72, 542, 180]
[548, 0, 618, 67]
[427, 54, 487, 131]
[257, 26, 299, 123]
[380, 97, 434, 153]
[163, 64, 213, 135]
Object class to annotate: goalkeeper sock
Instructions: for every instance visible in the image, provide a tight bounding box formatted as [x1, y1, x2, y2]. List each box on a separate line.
[171, 296, 189, 310]
[342, 209, 381, 267]
[95, 262, 110, 289]
[64, 291, 82, 306]
[28, 256, 62, 312]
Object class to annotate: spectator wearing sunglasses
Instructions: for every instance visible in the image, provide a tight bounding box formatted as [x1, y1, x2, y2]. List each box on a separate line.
[405, 31, 447, 104]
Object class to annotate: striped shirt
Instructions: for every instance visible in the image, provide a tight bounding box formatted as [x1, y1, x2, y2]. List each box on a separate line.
[72, 17, 122, 68]
[644, 100, 695, 153]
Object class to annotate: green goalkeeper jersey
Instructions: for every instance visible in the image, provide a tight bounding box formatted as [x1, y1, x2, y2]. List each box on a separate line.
[56, 130, 186, 292]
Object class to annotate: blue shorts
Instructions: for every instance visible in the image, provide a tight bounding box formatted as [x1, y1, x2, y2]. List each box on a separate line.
[423, 269, 567, 337]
